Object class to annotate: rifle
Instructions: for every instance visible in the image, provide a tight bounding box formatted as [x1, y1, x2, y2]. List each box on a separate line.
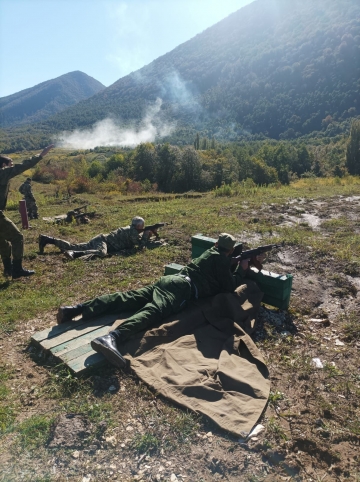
[231, 242, 284, 271]
[140, 222, 172, 232]
[72, 204, 89, 213]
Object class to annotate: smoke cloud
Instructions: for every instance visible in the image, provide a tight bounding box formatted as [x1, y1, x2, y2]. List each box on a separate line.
[56, 98, 174, 149]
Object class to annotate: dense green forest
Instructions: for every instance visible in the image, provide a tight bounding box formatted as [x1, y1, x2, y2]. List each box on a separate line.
[0, 71, 105, 128]
[23, 120, 359, 198]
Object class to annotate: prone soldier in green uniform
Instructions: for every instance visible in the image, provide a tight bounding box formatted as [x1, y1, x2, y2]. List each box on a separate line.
[57, 233, 265, 369]
[19, 178, 38, 219]
[39, 216, 157, 259]
[0, 145, 54, 278]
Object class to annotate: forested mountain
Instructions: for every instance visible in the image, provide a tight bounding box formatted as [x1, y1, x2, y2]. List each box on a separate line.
[42, 0, 360, 141]
[0, 71, 105, 128]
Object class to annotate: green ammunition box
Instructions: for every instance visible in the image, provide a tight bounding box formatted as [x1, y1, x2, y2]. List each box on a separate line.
[246, 268, 293, 310]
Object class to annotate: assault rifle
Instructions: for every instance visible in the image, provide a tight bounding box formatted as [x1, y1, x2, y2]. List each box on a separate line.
[141, 222, 172, 232]
[231, 242, 284, 271]
[72, 204, 89, 213]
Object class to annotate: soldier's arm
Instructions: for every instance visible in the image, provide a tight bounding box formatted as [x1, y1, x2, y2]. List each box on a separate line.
[214, 255, 239, 292]
[7, 145, 54, 180]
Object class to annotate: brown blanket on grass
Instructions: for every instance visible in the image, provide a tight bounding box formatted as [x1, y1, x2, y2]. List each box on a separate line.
[112, 281, 270, 437]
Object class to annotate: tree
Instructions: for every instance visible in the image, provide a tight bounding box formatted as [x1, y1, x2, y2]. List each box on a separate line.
[346, 120, 360, 175]
[134, 143, 156, 182]
[156, 143, 180, 192]
[176, 147, 201, 192]
[194, 133, 200, 150]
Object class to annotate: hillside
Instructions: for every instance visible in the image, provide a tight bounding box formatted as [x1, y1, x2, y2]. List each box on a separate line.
[0, 71, 105, 128]
[41, 0, 360, 142]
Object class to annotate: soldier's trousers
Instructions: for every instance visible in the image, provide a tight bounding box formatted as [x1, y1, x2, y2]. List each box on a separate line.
[0, 211, 24, 261]
[82, 275, 192, 342]
[25, 197, 38, 218]
[53, 234, 108, 257]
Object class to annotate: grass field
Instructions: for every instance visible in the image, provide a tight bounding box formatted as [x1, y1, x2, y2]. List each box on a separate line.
[0, 174, 359, 481]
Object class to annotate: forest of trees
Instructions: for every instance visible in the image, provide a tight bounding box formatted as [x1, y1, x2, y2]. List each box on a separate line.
[29, 126, 356, 197]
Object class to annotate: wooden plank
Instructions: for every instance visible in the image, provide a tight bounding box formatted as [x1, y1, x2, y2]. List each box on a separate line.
[40, 314, 118, 351]
[58, 343, 94, 364]
[50, 324, 112, 358]
[31, 316, 86, 345]
[68, 350, 106, 374]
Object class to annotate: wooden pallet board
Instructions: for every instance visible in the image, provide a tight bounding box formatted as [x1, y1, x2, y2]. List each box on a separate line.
[30, 314, 126, 374]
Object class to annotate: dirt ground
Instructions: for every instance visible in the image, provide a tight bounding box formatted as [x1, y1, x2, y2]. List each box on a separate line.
[0, 194, 359, 481]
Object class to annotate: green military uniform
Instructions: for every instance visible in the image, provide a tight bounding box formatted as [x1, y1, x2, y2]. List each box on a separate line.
[81, 246, 246, 342]
[0, 155, 42, 264]
[49, 225, 150, 257]
[19, 179, 38, 219]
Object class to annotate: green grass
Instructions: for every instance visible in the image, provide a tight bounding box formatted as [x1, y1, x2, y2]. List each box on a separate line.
[130, 432, 161, 453]
[0, 365, 17, 434]
[16, 414, 53, 450]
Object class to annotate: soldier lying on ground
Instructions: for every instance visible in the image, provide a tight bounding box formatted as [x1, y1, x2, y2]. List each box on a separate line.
[56, 233, 266, 369]
[19, 177, 38, 219]
[38, 216, 157, 259]
[0, 145, 54, 279]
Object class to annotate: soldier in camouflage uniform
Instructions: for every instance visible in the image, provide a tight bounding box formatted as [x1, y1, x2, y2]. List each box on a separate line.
[19, 178, 38, 219]
[38, 216, 156, 259]
[57, 233, 265, 369]
[0, 145, 54, 279]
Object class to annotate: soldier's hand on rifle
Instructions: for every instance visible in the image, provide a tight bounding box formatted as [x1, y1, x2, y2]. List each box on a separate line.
[240, 259, 251, 270]
[256, 253, 266, 264]
[40, 144, 55, 157]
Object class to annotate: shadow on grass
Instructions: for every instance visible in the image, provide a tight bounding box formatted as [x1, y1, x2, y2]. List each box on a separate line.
[0, 279, 11, 290]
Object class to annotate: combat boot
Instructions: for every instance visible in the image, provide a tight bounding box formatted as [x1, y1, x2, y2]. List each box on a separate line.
[12, 259, 35, 279]
[57, 304, 83, 324]
[91, 334, 127, 369]
[2, 258, 12, 277]
[39, 235, 56, 253]
[65, 251, 86, 260]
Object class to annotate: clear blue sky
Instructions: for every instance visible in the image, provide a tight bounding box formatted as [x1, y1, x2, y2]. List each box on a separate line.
[0, 0, 253, 98]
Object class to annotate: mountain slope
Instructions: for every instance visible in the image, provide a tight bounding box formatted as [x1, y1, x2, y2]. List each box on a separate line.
[0, 71, 105, 127]
[42, 0, 360, 142]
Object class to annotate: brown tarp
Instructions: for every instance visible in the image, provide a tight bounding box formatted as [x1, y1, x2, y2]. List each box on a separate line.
[112, 281, 270, 437]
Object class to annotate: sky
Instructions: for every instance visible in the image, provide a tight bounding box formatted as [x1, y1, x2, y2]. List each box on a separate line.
[0, 0, 253, 98]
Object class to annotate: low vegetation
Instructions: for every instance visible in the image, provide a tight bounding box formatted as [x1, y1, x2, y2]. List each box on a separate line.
[0, 168, 359, 480]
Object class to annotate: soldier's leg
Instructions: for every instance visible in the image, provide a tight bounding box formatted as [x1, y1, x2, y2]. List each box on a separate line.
[111, 276, 191, 342]
[27, 198, 38, 219]
[0, 225, 12, 276]
[59, 235, 107, 256]
[0, 213, 34, 278]
[0, 214, 24, 260]
[82, 284, 155, 319]
[32, 200, 38, 219]
[90, 276, 191, 368]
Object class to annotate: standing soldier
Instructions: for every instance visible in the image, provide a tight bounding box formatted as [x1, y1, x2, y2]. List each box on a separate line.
[0, 145, 54, 279]
[19, 177, 38, 219]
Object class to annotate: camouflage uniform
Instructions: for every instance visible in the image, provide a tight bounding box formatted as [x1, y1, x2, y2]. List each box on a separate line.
[81, 247, 246, 342]
[0, 155, 42, 263]
[19, 179, 38, 219]
[50, 225, 150, 257]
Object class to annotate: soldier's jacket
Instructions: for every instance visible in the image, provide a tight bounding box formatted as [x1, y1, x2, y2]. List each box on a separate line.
[180, 246, 246, 298]
[19, 180, 35, 199]
[104, 225, 149, 251]
[0, 155, 42, 211]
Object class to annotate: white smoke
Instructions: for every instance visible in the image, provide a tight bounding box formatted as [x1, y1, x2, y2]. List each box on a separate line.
[56, 98, 174, 149]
